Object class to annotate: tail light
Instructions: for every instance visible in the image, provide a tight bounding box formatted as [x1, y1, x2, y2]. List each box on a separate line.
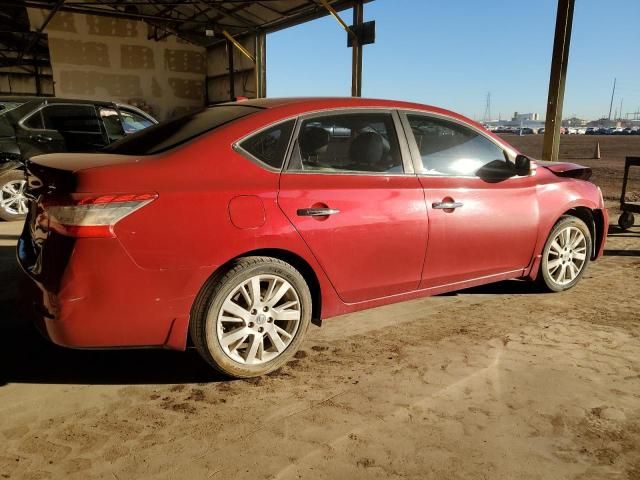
[42, 193, 157, 238]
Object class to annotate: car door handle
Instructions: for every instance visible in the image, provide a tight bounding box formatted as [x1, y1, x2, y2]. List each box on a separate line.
[432, 201, 463, 209]
[296, 208, 340, 217]
[29, 134, 52, 143]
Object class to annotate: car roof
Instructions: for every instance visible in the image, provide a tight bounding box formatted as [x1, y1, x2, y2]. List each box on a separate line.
[0, 96, 116, 107]
[223, 96, 497, 138]
[223, 96, 484, 128]
[228, 96, 454, 113]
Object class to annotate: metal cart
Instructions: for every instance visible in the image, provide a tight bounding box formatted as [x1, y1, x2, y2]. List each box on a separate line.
[618, 156, 640, 230]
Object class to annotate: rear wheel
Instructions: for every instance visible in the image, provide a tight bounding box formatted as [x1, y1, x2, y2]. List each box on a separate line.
[190, 256, 312, 378]
[0, 170, 28, 221]
[538, 216, 592, 292]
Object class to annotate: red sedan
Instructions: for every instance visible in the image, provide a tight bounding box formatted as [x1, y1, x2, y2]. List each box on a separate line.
[18, 97, 608, 378]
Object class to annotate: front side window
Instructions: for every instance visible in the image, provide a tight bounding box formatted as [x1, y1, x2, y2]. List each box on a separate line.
[238, 119, 295, 169]
[407, 114, 507, 176]
[288, 112, 403, 174]
[41, 105, 101, 133]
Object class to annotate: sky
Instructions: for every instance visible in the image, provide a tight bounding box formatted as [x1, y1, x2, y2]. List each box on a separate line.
[266, 0, 640, 121]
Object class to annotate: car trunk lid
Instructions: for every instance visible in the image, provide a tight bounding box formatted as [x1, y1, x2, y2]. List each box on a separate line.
[20, 153, 156, 286]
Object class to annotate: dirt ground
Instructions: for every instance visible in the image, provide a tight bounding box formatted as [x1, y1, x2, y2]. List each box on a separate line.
[1, 166, 640, 478]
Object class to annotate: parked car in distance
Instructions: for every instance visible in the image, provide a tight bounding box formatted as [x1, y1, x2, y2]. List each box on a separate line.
[0, 97, 157, 221]
[18, 97, 609, 378]
[519, 127, 535, 135]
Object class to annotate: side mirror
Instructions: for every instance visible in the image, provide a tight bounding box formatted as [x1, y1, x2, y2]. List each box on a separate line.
[515, 154, 531, 176]
[476, 159, 517, 182]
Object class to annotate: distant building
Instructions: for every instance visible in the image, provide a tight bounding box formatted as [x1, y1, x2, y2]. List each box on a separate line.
[512, 112, 539, 121]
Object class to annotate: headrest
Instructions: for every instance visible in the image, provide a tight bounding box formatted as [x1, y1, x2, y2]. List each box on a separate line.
[300, 126, 329, 157]
[349, 131, 384, 165]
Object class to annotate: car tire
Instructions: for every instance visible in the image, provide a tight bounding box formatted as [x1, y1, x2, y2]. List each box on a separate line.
[0, 169, 28, 222]
[537, 215, 592, 292]
[190, 256, 312, 378]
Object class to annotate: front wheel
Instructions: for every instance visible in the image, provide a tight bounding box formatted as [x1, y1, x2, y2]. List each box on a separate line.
[190, 256, 312, 378]
[538, 216, 592, 292]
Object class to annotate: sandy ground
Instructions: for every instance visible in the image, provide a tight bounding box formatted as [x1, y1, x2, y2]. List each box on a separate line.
[1, 210, 640, 477]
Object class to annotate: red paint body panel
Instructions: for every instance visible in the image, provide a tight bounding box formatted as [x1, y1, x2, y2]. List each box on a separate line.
[17, 97, 608, 351]
[419, 175, 539, 287]
[278, 173, 427, 303]
[228, 195, 266, 229]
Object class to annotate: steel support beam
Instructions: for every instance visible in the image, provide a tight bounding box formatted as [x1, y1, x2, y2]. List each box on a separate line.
[254, 30, 266, 98]
[227, 38, 235, 100]
[222, 29, 255, 62]
[17, 0, 65, 66]
[542, 0, 575, 161]
[351, 0, 363, 97]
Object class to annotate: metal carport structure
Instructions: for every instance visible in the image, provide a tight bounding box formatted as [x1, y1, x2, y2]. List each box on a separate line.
[1, 0, 574, 160]
[0, 1, 371, 107]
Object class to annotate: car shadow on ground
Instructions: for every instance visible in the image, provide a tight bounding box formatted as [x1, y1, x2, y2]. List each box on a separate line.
[604, 249, 640, 257]
[0, 245, 227, 387]
[608, 225, 639, 237]
[448, 279, 542, 296]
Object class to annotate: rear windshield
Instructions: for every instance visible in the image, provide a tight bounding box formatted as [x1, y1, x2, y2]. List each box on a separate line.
[0, 101, 24, 115]
[0, 114, 15, 138]
[104, 104, 262, 155]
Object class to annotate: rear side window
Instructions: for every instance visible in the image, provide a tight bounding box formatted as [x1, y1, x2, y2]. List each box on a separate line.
[119, 109, 155, 134]
[41, 105, 101, 133]
[238, 120, 295, 169]
[287, 112, 403, 174]
[105, 105, 261, 155]
[23, 111, 44, 129]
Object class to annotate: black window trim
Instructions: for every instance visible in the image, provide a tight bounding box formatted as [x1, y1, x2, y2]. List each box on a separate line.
[98, 105, 126, 142]
[398, 109, 521, 179]
[19, 102, 104, 134]
[281, 107, 415, 176]
[232, 115, 299, 173]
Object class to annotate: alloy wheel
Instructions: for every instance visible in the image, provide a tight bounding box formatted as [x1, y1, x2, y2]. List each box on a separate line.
[545, 226, 588, 286]
[1, 179, 27, 216]
[215, 274, 302, 365]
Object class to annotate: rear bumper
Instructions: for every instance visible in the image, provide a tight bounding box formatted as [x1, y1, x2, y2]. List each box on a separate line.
[18, 230, 208, 351]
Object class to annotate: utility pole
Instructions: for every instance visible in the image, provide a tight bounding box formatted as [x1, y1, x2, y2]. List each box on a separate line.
[619, 97, 623, 121]
[608, 78, 616, 121]
[483, 92, 491, 123]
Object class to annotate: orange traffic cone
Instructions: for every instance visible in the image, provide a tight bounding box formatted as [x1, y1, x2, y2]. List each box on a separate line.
[593, 141, 601, 159]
